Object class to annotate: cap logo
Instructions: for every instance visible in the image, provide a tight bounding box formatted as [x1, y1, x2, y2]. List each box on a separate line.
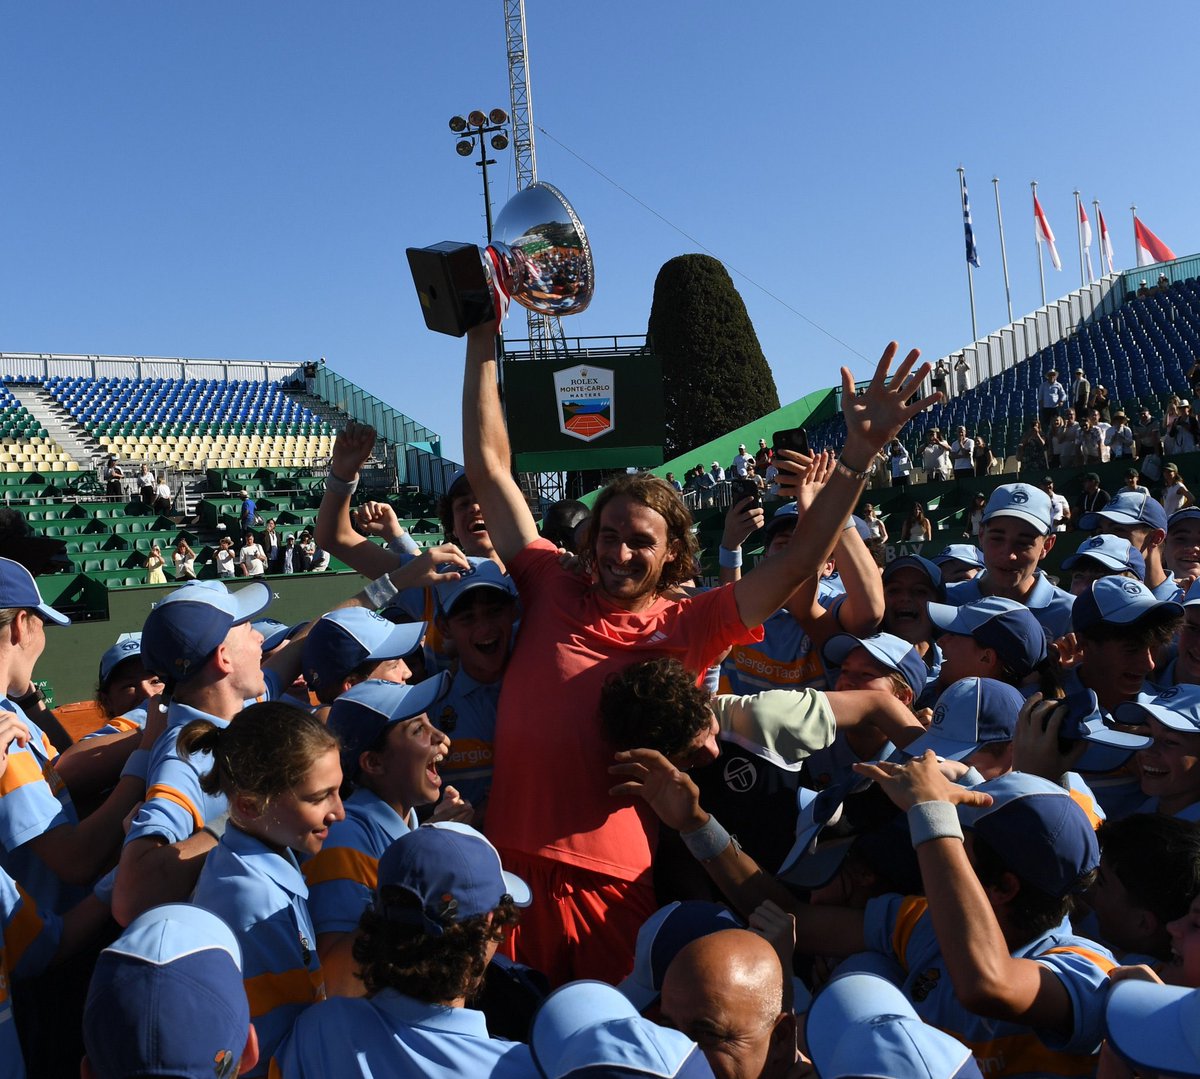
[118, 640, 139, 655]
[932, 705, 946, 727]
[1120, 580, 1142, 595]
[439, 561, 478, 580]
[1158, 687, 1181, 701]
[1010, 490, 1029, 504]
[1086, 537, 1105, 549]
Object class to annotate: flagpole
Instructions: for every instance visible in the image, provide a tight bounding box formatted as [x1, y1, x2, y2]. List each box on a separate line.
[958, 167, 978, 341]
[1032, 180, 1046, 306]
[1073, 190, 1085, 288]
[993, 177, 1013, 323]
[1131, 204, 1138, 268]
[1094, 199, 1105, 275]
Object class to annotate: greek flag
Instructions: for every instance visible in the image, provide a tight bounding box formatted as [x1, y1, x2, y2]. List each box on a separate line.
[961, 172, 980, 268]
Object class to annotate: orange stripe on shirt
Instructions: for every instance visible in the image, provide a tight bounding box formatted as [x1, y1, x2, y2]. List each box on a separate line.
[144, 784, 204, 833]
[954, 1029, 1099, 1077]
[0, 751, 48, 798]
[244, 965, 326, 1018]
[3, 883, 45, 973]
[302, 846, 378, 891]
[1067, 788, 1104, 831]
[1042, 944, 1117, 974]
[891, 895, 928, 970]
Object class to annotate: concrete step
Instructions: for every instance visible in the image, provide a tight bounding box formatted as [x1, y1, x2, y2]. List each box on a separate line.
[7, 385, 102, 468]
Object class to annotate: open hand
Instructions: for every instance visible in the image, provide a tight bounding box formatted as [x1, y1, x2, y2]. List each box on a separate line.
[391, 543, 471, 589]
[853, 749, 994, 812]
[722, 496, 765, 551]
[330, 421, 377, 480]
[841, 343, 937, 465]
[609, 748, 706, 833]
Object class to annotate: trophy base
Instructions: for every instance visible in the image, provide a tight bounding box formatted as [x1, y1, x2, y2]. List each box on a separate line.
[406, 242, 495, 337]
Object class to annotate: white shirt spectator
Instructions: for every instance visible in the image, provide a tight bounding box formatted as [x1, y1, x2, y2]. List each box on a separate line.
[730, 451, 750, 478]
[239, 542, 267, 577]
[215, 544, 236, 577]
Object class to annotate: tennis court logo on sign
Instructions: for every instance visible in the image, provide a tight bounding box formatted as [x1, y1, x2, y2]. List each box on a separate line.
[554, 365, 614, 442]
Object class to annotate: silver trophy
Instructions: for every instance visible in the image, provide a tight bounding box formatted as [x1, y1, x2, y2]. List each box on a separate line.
[406, 181, 594, 337]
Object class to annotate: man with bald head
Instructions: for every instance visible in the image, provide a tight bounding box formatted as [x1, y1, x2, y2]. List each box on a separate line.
[659, 928, 798, 1079]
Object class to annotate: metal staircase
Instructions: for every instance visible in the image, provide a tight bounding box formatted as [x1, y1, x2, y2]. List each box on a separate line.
[7, 385, 102, 469]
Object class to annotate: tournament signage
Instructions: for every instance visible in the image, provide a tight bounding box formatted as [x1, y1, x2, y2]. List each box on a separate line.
[502, 353, 663, 472]
[554, 365, 614, 443]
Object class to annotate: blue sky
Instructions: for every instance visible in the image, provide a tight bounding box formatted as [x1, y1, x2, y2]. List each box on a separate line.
[3, 2, 1197, 461]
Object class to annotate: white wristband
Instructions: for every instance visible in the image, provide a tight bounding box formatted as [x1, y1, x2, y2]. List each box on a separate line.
[718, 546, 743, 569]
[363, 572, 400, 609]
[681, 815, 732, 862]
[325, 472, 359, 497]
[907, 800, 964, 847]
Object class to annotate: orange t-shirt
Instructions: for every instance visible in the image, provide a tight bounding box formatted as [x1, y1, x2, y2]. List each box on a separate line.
[485, 539, 762, 884]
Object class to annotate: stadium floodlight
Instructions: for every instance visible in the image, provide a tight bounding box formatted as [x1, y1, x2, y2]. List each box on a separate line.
[448, 115, 467, 133]
[490, 133, 509, 151]
[489, 108, 509, 125]
[467, 110, 488, 128]
[455, 140, 474, 157]
[445, 108, 511, 244]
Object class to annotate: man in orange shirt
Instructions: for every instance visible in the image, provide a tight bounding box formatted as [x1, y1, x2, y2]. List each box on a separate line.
[463, 319, 934, 985]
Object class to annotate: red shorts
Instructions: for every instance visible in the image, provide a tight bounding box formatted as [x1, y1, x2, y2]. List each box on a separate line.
[497, 849, 657, 989]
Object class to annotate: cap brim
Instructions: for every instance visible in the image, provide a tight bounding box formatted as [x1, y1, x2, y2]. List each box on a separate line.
[900, 731, 979, 762]
[927, 601, 969, 633]
[1115, 699, 1200, 733]
[985, 508, 1051, 534]
[503, 869, 532, 908]
[779, 836, 854, 889]
[1105, 979, 1200, 1078]
[367, 621, 425, 661]
[35, 601, 71, 627]
[227, 581, 272, 624]
[1061, 551, 1129, 573]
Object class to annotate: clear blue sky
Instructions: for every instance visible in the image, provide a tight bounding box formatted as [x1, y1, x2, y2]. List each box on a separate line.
[3, 2, 1196, 462]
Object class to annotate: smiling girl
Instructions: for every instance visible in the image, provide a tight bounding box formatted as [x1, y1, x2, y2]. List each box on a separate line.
[182, 700, 344, 1075]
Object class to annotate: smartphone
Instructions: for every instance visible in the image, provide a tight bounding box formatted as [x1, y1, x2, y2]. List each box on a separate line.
[773, 426, 809, 456]
[730, 477, 762, 508]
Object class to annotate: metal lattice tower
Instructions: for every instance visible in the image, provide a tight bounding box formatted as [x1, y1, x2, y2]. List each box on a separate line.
[503, 0, 568, 361]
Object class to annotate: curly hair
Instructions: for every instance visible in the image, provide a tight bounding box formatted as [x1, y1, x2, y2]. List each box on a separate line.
[599, 657, 712, 758]
[579, 474, 699, 594]
[354, 891, 519, 1004]
[178, 700, 338, 805]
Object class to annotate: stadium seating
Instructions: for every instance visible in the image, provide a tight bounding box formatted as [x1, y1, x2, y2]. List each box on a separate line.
[808, 277, 1200, 460]
[0, 384, 74, 472]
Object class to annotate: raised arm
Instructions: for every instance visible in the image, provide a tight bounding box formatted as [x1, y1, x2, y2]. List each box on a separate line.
[734, 344, 935, 628]
[462, 322, 541, 563]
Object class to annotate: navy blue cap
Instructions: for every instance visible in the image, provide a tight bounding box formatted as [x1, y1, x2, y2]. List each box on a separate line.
[0, 555, 70, 626]
[927, 596, 1048, 679]
[1072, 577, 1182, 634]
[301, 608, 425, 691]
[883, 554, 943, 589]
[904, 677, 1024, 761]
[823, 632, 928, 697]
[327, 675, 451, 780]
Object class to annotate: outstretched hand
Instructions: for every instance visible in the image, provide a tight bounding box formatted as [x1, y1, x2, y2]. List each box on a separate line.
[354, 501, 402, 541]
[722, 496, 765, 551]
[853, 749, 994, 813]
[330, 421, 377, 480]
[841, 343, 938, 465]
[609, 748, 707, 833]
[389, 543, 471, 590]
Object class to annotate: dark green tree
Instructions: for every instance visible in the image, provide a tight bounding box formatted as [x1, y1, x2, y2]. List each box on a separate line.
[647, 254, 780, 457]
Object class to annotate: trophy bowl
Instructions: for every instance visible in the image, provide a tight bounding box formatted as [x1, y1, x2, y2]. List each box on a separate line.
[406, 181, 594, 337]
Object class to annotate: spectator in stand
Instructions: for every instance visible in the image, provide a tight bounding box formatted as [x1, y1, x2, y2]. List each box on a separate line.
[754, 437, 772, 473]
[1089, 383, 1112, 422]
[281, 533, 297, 574]
[1108, 410, 1135, 460]
[1037, 368, 1067, 427]
[860, 503, 888, 544]
[931, 357, 950, 398]
[963, 492, 987, 539]
[101, 454, 123, 498]
[902, 502, 932, 542]
[709, 460, 725, 484]
[887, 438, 912, 487]
[1167, 400, 1200, 454]
[1080, 414, 1105, 465]
[297, 531, 316, 572]
[1090, 406, 1113, 459]
[921, 428, 951, 481]
[1078, 472, 1111, 524]
[239, 489, 257, 540]
[1120, 468, 1150, 496]
[152, 474, 173, 515]
[136, 463, 155, 506]
[214, 535, 236, 577]
[950, 425, 975, 480]
[1018, 420, 1048, 476]
[1071, 367, 1091, 415]
[262, 518, 282, 573]
[693, 465, 717, 507]
[954, 354, 971, 394]
[730, 444, 750, 478]
[1134, 405, 1162, 460]
[1162, 463, 1192, 516]
[1046, 414, 1067, 467]
[144, 544, 167, 585]
[171, 537, 197, 580]
[665, 471, 683, 494]
[1163, 394, 1183, 433]
[238, 531, 267, 577]
[1059, 408, 1084, 469]
[972, 435, 994, 477]
[309, 544, 331, 572]
[1041, 477, 1071, 532]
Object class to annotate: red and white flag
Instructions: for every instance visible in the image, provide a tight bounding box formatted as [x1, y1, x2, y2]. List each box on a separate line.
[1079, 201, 1095, 282]
[1033, 194, 1061, 270]
[1098, 208, 1115, 274]
[1135, 216, 1177, 267]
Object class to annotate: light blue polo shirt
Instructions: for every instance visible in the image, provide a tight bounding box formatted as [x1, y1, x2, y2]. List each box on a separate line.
[864, 895, 1113, 1077]
[124, 670, 284, 847]
[719, 608, 828, 696]
[944, 572, 1074, 641]
[302, 787, 416, 937]
[0, 701, 82, 916]
[271, 989, 534, 1079]
[433, 670, 502, 809]
[0, 869, 29, 1079]
[193, 825, 324, 1077]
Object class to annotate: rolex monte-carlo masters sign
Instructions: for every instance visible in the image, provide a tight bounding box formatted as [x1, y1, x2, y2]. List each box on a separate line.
[502, 351, 664, 473]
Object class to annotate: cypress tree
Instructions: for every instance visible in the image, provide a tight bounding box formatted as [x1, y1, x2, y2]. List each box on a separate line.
[647, 254, 780, 457]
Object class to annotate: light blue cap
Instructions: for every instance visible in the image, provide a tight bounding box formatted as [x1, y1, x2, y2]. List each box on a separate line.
[932, 543, 986, 569]
[1116, 684, 1200, 734]
[823, 632, 928, 697]
[99, 633, 143, 684]
[1080, 489, 1168, 533]
[982, 483, 1054, 535]
[1105, 979, 1200, 1078]
[434, 557, 516, 617]
[1072, 577, 1182, 634]
[1061, 534, 1146, 579]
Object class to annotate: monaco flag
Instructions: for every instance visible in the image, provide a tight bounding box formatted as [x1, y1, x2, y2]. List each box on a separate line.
[1079, 201, 1094, 282]
[1135, 216, 1177, 267]
[1034, 194, 1062, 270]
[1099, 208, 1115, 274]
